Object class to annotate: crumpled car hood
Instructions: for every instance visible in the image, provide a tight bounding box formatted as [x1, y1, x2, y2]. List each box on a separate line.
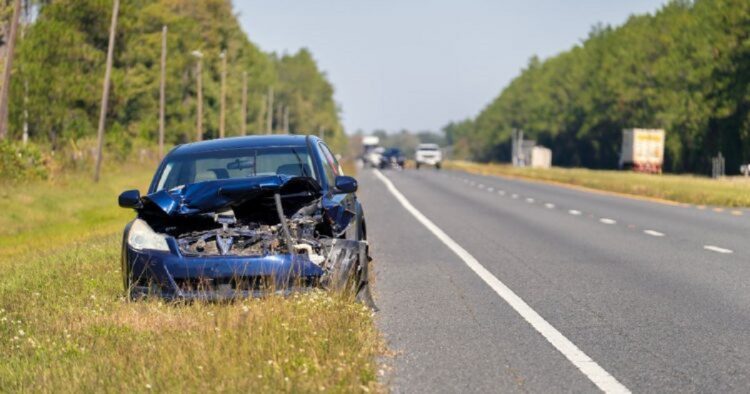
[140, 175, 320, 217]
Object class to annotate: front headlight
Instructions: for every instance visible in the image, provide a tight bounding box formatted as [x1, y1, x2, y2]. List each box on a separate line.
[128, 219, 170, 252]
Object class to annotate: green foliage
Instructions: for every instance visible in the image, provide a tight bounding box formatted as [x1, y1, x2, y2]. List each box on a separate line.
[450, 0, 750, 174]
[0, 140, 47, 182]
[274, 49, 347, 151]
[5, 0, 345, 155]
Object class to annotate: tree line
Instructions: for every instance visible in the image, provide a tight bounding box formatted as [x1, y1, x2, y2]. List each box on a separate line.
[0, 0, 346, 158]
[445, 0, 750, 174]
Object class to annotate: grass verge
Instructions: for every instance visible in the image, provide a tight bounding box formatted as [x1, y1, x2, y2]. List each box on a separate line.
[446, 160, 750, 208]
[0, 164, 383, 393]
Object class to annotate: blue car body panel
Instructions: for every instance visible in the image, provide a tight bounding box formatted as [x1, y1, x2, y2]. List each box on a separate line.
[121, 135, 366, 301]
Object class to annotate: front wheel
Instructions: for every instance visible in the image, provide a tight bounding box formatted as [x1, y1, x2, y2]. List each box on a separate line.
[416, 162, 421, 170]
[348, 217, 377, 310]
[435, 162, 441, 170]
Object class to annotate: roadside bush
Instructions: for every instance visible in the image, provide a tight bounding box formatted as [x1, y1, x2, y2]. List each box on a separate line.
[0, 140, 48, 182]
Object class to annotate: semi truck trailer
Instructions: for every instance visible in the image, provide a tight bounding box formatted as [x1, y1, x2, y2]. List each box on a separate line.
[619, 128, 665, 174]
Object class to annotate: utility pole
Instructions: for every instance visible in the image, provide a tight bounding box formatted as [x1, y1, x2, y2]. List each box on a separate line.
[93, 0, 120, 182]
[275, 104, 283, 135]
[0, 0, 22, 139]
[283, 105, 289, 134]
[192, 50, 203, 141]
[240, 71, 247, 136]
[158, 25, 167, 158]
[21, 2, 28, 145]
[258, 94, 266, 135]
[219, 50, 227, 139]
[266, 87, 273, 134]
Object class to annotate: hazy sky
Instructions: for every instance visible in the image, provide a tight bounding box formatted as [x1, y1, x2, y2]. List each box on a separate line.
[236, 1, 666, 133]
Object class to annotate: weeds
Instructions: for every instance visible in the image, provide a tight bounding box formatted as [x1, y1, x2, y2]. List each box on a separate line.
[0, 164, 383, 393]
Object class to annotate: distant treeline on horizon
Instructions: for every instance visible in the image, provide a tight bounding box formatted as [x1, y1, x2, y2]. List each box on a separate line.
[444, 0, 750, 174]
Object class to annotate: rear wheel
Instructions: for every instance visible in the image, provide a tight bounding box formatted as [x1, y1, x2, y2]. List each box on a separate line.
[416, 162, 421, 170]
[435, 162, 441, 170]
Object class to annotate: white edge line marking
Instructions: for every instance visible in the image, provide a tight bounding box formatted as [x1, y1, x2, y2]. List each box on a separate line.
[373, 170, 630, 394]
[599, 218, 617, 225]
[643, 230, 665, 237]
[704, 245, 733, 254]
[569, 210, 582, 216]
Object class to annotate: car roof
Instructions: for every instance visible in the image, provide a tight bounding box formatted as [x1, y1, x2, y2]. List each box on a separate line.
[170, 135, 315, 156]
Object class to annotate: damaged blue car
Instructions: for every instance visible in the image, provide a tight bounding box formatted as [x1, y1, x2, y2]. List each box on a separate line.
[118, 135, 373, 305]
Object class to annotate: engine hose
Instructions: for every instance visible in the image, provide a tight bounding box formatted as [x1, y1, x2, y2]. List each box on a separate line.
[274, 193, 295, 249]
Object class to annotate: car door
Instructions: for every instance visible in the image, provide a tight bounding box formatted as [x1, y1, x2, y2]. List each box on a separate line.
[317, 142, 356, 235]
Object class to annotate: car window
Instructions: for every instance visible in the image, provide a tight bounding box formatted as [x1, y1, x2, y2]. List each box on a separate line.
[156, 146, 315, 191]
[320, 143, 344, 176]
[316, 142, 336, 186]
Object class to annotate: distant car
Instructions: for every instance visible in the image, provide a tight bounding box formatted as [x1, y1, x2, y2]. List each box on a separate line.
[364, 146, 385, 168]
[379, 148, 406, 169]
[118, 135, 373, 304]
[415, 143, 442, 169]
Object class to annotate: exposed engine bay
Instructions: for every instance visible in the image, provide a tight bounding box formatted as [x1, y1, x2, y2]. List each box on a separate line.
[175, 204, 328, 263]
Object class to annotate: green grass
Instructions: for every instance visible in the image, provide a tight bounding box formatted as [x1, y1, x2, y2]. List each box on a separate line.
[447, 160, 750, 208]
[0, 164, 383, 393]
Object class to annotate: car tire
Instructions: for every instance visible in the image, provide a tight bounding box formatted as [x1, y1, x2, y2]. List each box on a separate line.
[353, 221, 377, 310]
[416, 162, 421, 170]
[435, 162, 441, 170]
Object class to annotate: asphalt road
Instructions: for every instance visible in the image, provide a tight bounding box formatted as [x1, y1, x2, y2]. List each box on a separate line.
[357, 167, 750, 393]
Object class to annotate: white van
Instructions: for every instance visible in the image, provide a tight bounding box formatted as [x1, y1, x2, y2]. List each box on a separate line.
[415, 144, 442, 169]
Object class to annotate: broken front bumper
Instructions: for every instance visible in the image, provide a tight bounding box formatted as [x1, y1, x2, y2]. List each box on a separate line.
[123, 238, 366, 301]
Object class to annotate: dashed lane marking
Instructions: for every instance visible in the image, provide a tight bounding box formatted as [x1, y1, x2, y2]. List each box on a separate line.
[704, 245, 733, 254]
[569, 210, 582, 216]
[643, 230, 665, 237]
[373, 169, 630, 394]
[599, 218, 617, 225]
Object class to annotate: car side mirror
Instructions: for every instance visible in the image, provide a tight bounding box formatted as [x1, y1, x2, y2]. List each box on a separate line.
[118, 189, 142, 209]
[334, 176, 358, 194]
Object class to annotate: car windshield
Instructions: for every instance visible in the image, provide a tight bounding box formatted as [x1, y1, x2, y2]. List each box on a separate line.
[155, 146, 316, 192]
[418, 146, 439, 151]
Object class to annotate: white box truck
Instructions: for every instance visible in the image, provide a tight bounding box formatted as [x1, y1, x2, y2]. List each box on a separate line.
[619, 129, 665, 174]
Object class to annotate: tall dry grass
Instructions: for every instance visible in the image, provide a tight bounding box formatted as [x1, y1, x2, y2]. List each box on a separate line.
[0, 163, 383, 393]
[447, 160, 750, 208]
